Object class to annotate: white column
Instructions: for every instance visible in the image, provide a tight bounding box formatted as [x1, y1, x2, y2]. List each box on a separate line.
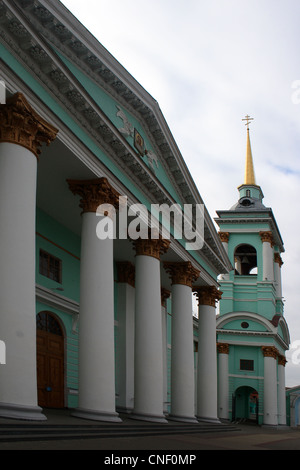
[262, 346, 278, 426]
[131, 237, 169, 423]
[164, 262, 199, 422]
[278, 355, 287, 426]
[260, 232, 274, 281]
[217, 343, 229, 420]
[194, 286, 222, 423]
[161, 289, 171, 415]
[68, 178, 121, 422]
[0, 93, 57, 420]
[115, 262, 135, 413]
[274, 253, 283, 298]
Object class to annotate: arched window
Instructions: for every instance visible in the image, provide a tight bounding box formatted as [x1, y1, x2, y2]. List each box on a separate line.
[234, 244, 257, 275]
[36, 312, 63, 336]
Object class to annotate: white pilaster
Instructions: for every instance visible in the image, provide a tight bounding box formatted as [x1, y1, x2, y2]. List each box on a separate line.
[217, 343, 229, 420]
[0, 93, 57, 420]
[131, 237, 169, 423]
[278, 355, 287, 426]
[274, 253, 283, 298]
[262, 346, 278, 426]
[194, 286, 222, 423]
[161, 289, 170, 415]
[115, 262, 135, 413]
[68, 178, 121, 422]
[260, 232, 274, 281]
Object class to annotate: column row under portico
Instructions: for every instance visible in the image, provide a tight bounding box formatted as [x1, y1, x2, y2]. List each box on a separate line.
[0, 92, 222, 423]
[67, 177, 222, 423]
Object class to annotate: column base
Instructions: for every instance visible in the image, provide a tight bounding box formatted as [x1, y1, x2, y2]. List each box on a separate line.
[197, 415, 221, 424]
[130, 411, 168, 424]
[168, 414, 198, 424]
[72, 407, 122, 423]
[0, 402, 47, 421]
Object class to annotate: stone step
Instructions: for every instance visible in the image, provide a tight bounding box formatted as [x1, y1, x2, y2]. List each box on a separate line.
[0, 421, 239, 443]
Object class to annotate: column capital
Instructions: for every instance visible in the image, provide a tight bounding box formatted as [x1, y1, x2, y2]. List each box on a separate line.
[161, 288, 171, 306]
[217, 343, 230, 354]
[218, 232, 229, 243]
[163, 261, 200, 288]
[0, 92, 58, 158]
[116, 261, 135, 287]
[132, 235, 170, 260]
[278, 354, 287, 367]
[261, 346, 278, 359]
[193, 285, 222, 307]
[259, 231, 274, 247]
[274, 253, 283, 267]
[67, 177, 120, 214]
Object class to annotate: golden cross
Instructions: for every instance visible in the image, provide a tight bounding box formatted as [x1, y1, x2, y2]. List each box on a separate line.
[242, 114, 254, 129]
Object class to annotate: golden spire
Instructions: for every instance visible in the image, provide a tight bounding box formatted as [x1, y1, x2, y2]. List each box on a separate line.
[242, 115, 256, 185]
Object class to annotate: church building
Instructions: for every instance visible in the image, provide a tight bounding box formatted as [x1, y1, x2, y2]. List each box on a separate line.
[215, 117, 290, 426]
[0, 0, 231, 423]
[0, 0, 290, 429]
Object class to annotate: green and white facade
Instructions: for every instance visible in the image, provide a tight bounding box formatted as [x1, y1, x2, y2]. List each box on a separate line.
[0, 0, 231, 423]
[215, 126, 290, 426]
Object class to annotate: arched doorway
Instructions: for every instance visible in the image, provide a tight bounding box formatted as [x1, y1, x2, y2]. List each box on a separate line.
[233, 386, 258, 423]
[36, 312, 65, 408]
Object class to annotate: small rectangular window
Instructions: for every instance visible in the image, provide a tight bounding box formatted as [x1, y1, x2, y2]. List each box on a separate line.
[39, 249, 62, 283]
[240, 359, 254, 371]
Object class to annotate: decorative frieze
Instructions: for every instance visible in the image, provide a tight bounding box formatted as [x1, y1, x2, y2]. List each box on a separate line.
[116, 261, 135, 288]
[163, 261, 200, 288]
[259, 231, 274, 247]
[261, 346, 278, 359]
[217, 343, 230, 355]
[67, 177, 120, 214]
[0, 92, 58, 158]
[193, 285, 222, 307]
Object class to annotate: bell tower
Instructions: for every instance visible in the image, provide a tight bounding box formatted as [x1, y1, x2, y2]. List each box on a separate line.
[215, 117, 290, 427]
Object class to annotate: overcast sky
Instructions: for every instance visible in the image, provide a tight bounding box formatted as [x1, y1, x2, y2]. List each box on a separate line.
[60, 0, 300, 387]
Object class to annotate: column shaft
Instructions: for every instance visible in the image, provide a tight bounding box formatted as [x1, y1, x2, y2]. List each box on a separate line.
[194, 286, 222, 423]
[260, 232, 274, 281]
[262, 346, 278, 426]
[278, 356, 287, 426]
[164, 261, 199, 422]
[0, 93, 57, 420]
[68, 178, 121, 422]
[217, 343, 229, 420]
[131, 237, 169, 423]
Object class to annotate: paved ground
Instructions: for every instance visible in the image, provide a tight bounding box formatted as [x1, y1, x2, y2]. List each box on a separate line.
[0, 409, 299, 452]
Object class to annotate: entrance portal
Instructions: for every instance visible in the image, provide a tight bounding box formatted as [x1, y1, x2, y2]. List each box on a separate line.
[36, 312, 65, 408]
[233, 386, 258, 423]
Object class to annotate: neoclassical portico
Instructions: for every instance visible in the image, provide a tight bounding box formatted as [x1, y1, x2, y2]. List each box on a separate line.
[0, 93, 57, 420]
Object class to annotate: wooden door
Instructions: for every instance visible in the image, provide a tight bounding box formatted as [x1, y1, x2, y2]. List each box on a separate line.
[36, 312, 64, 408]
